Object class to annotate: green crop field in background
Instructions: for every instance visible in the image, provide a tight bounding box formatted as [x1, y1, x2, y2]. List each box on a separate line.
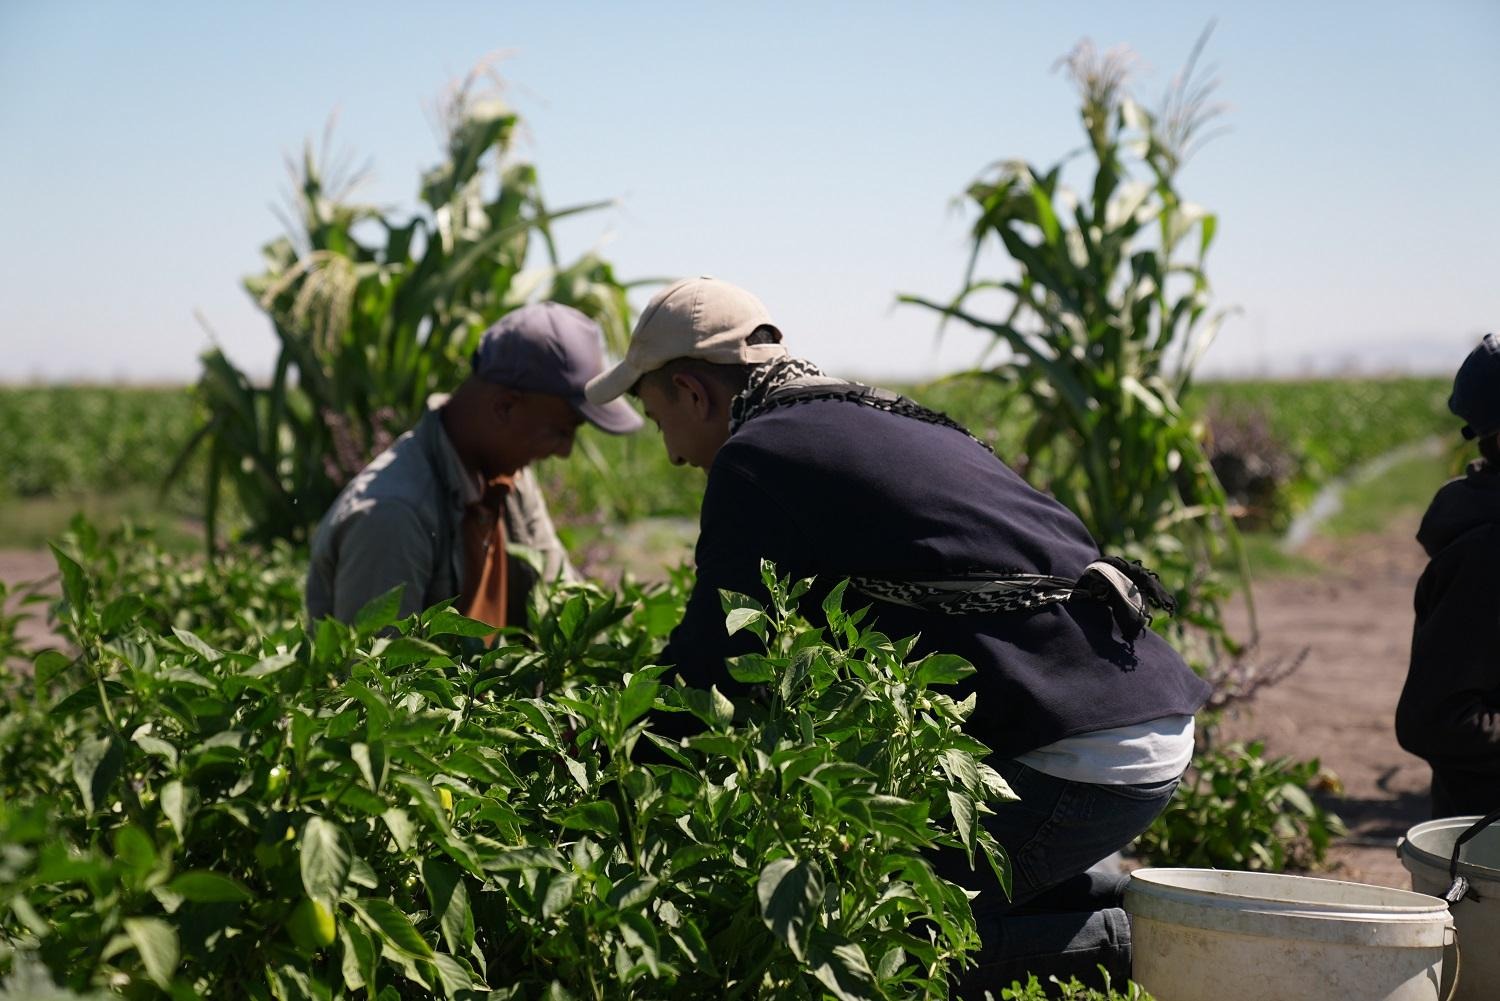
[915, 374, 1455, 494]
[0, 387, 207, 550]
[1193, 377, 1453, 508]
[0, 387, 204, 501]
[0, 375, 1462, 555]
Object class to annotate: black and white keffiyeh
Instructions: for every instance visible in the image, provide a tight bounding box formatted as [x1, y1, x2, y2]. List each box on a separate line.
[728, 357, 829, 434]
[728, 357, 990, 449]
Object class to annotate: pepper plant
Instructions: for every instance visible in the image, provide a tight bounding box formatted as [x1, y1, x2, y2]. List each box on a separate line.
[1, 536, 1011, 999]
[1132, 741, 1344, 873]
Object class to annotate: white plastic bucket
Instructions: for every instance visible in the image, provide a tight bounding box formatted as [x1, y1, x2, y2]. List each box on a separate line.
[1124, 868, 1456, 1001]
[1399, 814, 1500, 1001]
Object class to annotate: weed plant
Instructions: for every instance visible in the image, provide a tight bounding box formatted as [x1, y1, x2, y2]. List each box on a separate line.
[1131, 741, 1344, 872]
[1197, 378, 1451, 514]
[1001, 971, 1155, 1000]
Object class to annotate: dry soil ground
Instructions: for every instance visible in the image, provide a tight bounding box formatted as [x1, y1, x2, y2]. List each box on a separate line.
[1217, 515, 1433, 890]
[1, 548, 61, 657]
[1, 515, 1436, 890]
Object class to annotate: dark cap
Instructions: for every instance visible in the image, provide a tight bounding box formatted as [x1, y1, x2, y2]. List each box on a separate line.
[1450, 333, 1500, 441]
[471, 302, 643, 434]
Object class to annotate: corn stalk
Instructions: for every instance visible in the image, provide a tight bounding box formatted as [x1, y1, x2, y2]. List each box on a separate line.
[902, 31, 1252, 660]
[172, 71, 631, 547]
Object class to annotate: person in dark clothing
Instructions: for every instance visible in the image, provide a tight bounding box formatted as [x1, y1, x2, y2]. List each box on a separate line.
[585, 277, 1211, 991]
[1397, 333, 1500, 818]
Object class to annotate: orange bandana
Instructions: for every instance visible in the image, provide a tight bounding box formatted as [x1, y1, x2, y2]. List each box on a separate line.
[459, 476, 514, 630]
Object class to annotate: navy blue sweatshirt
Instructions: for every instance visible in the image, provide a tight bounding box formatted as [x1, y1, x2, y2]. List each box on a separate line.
[663, 397, 1210, 758]
[1397, 461, 1500, 817]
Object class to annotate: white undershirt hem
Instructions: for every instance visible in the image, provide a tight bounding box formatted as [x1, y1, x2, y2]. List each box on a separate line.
[1014, 714, 1195, 786]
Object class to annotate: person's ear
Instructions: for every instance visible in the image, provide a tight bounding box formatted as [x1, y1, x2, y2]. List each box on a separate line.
[489, 386, 520, 423]
[671, 373, 714, 420]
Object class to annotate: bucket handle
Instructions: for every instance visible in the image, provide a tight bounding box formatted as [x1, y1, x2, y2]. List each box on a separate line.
[1442, 924, 1460, 1001]
[1444, 807, 1500, 906]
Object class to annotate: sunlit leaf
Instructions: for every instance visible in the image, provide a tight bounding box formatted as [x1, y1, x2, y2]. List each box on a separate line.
[300, 816, 353, 904]
[167, 870, 253, 903]
[123, 917, 179, 989]
[351, 897, 435, 960]
[71, 735, 123, 814]
[757, 857, 823, 960]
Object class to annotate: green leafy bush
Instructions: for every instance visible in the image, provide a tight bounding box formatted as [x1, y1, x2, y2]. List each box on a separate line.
[1200, 404, 1298, 531]
[0, 579, 47, 676]
[1001, 969, 1155, 1000]
[1131, 741, 1344, 872]
[1, 547, 1008, 999]
[51, 518, 306, 649]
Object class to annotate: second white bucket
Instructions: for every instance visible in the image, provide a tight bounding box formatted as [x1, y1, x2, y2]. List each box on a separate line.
[1399, 813, 1500, 1001]
[1124, 868, 1456, 1001]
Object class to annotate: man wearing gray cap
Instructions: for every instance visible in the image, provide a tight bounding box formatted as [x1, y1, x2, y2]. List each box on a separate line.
[306, 301, 642, 627]
[586, 276, 1209, 991]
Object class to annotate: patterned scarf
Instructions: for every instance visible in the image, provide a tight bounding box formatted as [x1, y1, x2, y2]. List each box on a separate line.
[729, 356, 990, 450]
[850, 557, 1177, 642]
[728, 357, 828, 434]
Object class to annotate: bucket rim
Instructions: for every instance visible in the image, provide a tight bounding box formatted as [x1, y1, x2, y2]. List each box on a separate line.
[1399, 815, 1500, 881]
[1125, 868, 1453, 948]
[1128, 867, 1450, 916]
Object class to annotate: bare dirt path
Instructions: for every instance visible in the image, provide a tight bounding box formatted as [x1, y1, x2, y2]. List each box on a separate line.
[1218, 517, 1432, 890]
[1, 548, 60, 655]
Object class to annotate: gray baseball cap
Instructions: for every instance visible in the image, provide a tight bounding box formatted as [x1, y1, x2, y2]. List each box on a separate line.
[471, 302, 643, 434]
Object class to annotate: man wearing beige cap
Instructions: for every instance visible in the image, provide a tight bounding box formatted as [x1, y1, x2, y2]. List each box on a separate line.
[586, 276, 1209, 991]
[307, 301, 641, 626]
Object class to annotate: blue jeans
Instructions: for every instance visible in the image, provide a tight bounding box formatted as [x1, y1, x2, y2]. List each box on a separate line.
[950, 760, 1180, 998]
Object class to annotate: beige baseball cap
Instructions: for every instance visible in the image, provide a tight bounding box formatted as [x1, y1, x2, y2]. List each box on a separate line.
[584, 277, 787, 404]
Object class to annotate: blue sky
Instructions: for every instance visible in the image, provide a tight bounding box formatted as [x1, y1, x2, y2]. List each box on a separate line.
[2, 1, 1496, 383]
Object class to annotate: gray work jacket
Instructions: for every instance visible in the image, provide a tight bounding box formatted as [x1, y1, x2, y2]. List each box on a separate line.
[306, 397, 578, 624]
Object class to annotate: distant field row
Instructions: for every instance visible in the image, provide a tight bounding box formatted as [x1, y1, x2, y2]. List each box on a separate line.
[0, 376, 1457, 540]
